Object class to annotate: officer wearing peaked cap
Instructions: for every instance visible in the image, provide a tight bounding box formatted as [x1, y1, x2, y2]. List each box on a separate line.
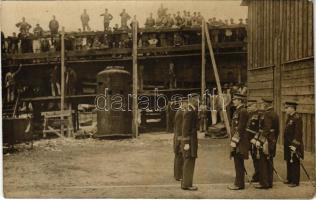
[228, 93, 249, 190]
[254, 97, 279, 189]
[283, 101, 303, 187]
[181, 94, 199, 191]
[246, 99, 261, 183]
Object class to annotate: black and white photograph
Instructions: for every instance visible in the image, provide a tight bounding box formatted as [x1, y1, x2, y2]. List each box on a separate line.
[1, 0, 315, 198]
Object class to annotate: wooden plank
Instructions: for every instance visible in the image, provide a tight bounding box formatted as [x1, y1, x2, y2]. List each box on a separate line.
[260, 0, 264, 68]
[282, 77, 315, 87]
[248, 89, 273, 97]
[281, 95, 315, 105]
[201, 20, 206, 100]
[270, 0, 274, 65]
[248, 1, 253, 69]
[248, 81, 274, 89]
[263, 0, 267, 66]
[307, 1, 313, 56]
[286, 0, 291, 61]
[302, 114, 307, 151]
[298, 0, 303, 58]
[290, 0, 295, 60]
[302, 0, 309, 57]
[281, 0, 287, 63]
[281, 85, 314, 95]
[254, 0, 259, 68]
[293, 0, 298, 59]
[61, 27, 65, 136]
[306, 114, 312, 152]
[248, 74, 274, 82]
[282, 60, 313, 71]
[132, 19, 139, 138]
[282, 67, 314, 75]
[312, 115, 315, 153]
[204, 20, 231, 137]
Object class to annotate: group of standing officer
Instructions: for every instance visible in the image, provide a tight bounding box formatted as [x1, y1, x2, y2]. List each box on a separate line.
[173, 92, 304, 191]
[228, 94, 304, 190]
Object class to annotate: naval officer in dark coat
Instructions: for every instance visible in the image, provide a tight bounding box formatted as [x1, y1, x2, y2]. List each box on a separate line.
[283, 101, 303, 187]
[246, 99, 261, 183]
[181, 94, 199, 191]
[255, 97, 279, 189]
[228, 93, 249, 190]
[173, 99, 187, 181]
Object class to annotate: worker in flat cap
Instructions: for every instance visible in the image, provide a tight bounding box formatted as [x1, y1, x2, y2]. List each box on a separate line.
[283, 101, 303, 187]
[246, 99, 261, 183]
[228, 93, 249, 190]
[181, 94, 199, 191]
[254, 97, 279, 189]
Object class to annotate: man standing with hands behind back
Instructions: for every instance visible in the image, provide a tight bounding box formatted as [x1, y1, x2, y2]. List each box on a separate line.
[181, 94, 199, 191]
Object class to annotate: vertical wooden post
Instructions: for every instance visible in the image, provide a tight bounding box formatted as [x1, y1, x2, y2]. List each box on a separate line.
[204, 21, 231, 137]
[201, 19, 206, 102]
[61, 27, 65, 136]
[200, 19, 206, 132]
[132, 18, 139, 138]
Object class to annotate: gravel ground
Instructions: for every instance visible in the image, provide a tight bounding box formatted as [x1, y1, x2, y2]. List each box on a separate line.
[3, 132, 316, 198]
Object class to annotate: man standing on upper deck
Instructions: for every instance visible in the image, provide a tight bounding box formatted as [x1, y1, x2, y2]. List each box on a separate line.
[49, 15, 59, 35]
[81, 9, 91, 32]
[145, 13, 155, 28]
[100, 9, 113, 31]
[120, 9, 131, 30]
[16, 17, 32, 35]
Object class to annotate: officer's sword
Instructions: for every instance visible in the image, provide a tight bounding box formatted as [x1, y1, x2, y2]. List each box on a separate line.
[258, 145, 285, 182]
[293, 151, 316, 188]
[266, 157, 285, 183]
[243, 166, 253, 186]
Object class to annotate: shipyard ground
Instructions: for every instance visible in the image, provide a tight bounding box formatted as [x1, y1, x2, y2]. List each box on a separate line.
[3, 132, 316, 198]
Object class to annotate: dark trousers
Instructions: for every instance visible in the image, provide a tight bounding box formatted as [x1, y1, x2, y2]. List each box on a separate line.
[259, 154, 273, 187]
[174, 152, 183, 180]
[181, 157, 196, 188]
[233, 153, 245, 188]
[286, 159, 300, 185]
[251, 149, 260, 181]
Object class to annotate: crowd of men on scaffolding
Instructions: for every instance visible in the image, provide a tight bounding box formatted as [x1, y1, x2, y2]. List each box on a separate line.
[1, 4, 247, 55]
[172, 93, 304, 191]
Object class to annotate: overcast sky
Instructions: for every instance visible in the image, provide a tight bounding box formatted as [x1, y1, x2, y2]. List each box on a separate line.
[1, 0, 247, 35]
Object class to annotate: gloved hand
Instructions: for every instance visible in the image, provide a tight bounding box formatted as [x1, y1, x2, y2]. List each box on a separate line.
[184, 144, 190, 150]
[230, 141, 236, 148]
[255, 140, 261, 148]
[289, 145, 296, 152]
[250, 138, 256, 145]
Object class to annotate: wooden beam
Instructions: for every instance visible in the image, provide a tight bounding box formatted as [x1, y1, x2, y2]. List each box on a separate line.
[201, 19, 206, 102]
[132, 18, 139, 138]
[204, 21, 231, 137]
[61, 27, 65, 136]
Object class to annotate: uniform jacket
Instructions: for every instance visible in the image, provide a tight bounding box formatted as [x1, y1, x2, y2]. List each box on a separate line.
[231, 104, 249, 159]
[260, 107, 279, 157]
[246, 111, 260, 140]
[173, 108, 183, 153]
[284, 112, 304, 160]
[181, 104, 198, 158]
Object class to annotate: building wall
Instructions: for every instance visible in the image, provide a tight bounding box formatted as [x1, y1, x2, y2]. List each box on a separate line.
[246, 0, 314, 152]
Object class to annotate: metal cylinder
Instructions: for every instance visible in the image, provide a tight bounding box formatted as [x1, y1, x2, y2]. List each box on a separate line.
[96, 66, 132, 137]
